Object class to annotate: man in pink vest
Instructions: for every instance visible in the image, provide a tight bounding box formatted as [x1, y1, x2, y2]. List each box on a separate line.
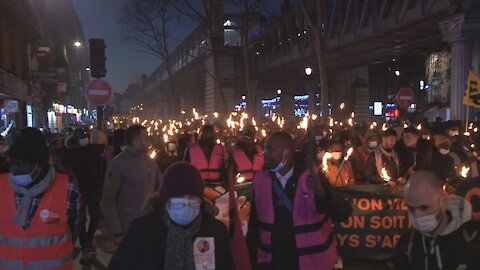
[185, 125, 225, 186]
[247, 132, 352, 270]
[228, 125, 264, 199]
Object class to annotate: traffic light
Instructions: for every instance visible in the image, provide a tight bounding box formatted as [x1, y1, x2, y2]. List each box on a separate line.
[89, 39, 107, 78]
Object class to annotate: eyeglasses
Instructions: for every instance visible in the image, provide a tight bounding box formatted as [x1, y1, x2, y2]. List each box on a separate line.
[168, 201, 201, 210]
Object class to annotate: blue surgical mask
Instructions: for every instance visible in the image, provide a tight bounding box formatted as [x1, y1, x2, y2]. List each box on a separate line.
[167, 198, 201, 226]
[11, 174, 33, 186]
[79, 138, 89, 147]
[270, 150, 289, 173]
[11, 165, 38, 187]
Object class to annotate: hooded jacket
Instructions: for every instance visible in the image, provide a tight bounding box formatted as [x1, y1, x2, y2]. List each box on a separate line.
[394, 195, 480, 270]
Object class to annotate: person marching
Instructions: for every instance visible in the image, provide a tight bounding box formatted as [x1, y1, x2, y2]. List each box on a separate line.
[247, 132, 352, 270]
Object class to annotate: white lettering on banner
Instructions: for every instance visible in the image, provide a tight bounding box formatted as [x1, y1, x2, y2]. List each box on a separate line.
[88, 89, 110, 96]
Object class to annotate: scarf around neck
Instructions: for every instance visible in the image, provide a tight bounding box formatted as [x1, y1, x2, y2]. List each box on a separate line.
[374, 145, 399, 178]
[9, 165, 55, 227]
[163, 210, 202, 270]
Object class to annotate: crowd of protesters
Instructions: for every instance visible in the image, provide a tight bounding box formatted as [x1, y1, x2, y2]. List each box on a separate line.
[0, 117, 479, 270]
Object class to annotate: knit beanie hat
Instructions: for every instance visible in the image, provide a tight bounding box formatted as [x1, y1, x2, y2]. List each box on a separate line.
[434, 134, 451, 148]
[159, 162, 204, 202]
[7, 128, 49, 164]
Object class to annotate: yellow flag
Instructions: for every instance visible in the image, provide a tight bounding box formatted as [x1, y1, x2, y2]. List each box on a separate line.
[464, 71, 480, 108]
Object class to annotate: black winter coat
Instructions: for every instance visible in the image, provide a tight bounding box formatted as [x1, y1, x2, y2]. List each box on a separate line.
[107, 210, 234, 270]
[394, 220, 480, 270]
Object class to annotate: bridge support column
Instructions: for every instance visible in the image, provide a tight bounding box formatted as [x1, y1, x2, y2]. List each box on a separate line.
[205, 54, 235, 115]
[440, 14, 480, 122]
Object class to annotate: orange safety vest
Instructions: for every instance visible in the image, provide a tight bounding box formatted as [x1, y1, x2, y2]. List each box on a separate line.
[189, 143, 225, 182]
[0, 173, 73, 270]
[231, 145, 264, 183]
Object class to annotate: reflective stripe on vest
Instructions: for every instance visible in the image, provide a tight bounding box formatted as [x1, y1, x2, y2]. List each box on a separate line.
[232, 145, 264, 182]
[0, 172, 73, 270]
[253, 169, 337, 270]
[0, 258, 22, 269]
[0, 233, 69, 248]
[189, 143, 224, 181]
[0, 251, 73, 270]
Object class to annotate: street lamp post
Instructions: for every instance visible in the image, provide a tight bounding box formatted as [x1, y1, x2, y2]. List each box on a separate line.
[276, 89, 282, 115]
[305, 67, 315, 115]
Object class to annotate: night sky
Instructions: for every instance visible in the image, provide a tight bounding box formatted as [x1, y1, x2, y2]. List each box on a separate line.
[73, 0, 281, 93]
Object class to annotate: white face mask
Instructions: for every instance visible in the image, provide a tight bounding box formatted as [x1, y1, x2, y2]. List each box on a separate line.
[120, 146, 127, 151]
[367, 141, 378, 149]
[78, 138, 89, 147]
[438, 148, 450, 155]
[167, 143, 177, 152]
[167, 198, 201, 226]
[409, 206, 443, 234]
[448, 130, 459, 137]
[322, 131, 328, 137]
[331, 152, 343, 161]
[270, 149, 289, 173]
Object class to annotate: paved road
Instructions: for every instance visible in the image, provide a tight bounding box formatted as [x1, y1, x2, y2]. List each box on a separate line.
[73, 241, 393, 270]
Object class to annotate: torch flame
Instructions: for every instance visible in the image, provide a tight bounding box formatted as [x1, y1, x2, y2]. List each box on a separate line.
[461, 166, 470, 178]
[299, 116, 309, 130]
[213, 112, 219, 118]
[193, 108, 199, 119]
[345, 147, 354, 160]
[322, 152, 333, 172]
[149, 150, 157, 159]
[382, 123, 387, 131]
[417, 124, 422, 130]
[380, 167, 391, 182]
[236, 173, 245, 184]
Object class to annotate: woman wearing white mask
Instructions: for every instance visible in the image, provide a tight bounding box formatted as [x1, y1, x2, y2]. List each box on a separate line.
[324, 141, 355, 187]
[108, 162, 233, 270]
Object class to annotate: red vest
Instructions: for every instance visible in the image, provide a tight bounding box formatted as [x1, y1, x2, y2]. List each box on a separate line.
[0, 173, 73, 270]
[231, 145, 264, 183]
[189, 143, 225, 182]
[253, 169, 337, 270]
